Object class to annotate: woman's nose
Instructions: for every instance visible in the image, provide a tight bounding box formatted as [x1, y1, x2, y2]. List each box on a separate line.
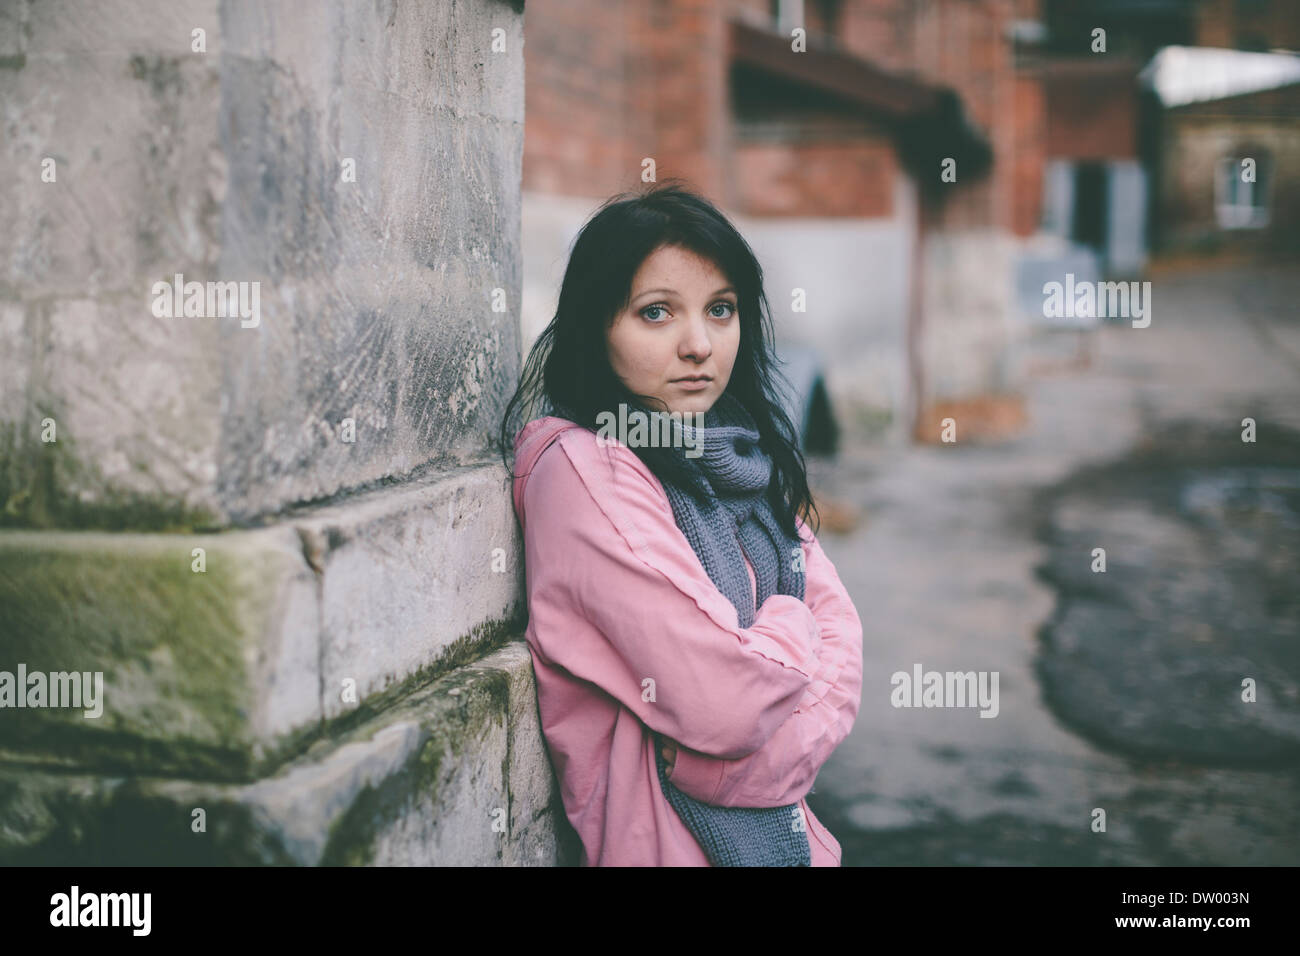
[679, 314, 712, 360]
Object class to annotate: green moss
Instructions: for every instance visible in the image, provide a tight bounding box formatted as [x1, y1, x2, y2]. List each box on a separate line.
[0, 534, 526, 788]
[314, 604, 525, 744]
[0, 534, 297, 779]
[0, 773, 300, 866]
[318, 653, 520, 865]
[0, 638, 537, 864]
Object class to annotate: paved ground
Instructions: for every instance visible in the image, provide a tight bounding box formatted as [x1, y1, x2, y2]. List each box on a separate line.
[804, 261, 1300, 866]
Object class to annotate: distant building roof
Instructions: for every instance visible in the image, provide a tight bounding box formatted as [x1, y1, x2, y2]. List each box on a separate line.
[1140, 46, 1300, 107]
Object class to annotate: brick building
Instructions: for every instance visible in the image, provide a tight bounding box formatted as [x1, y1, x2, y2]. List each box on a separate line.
[522, 0, 1034, 443]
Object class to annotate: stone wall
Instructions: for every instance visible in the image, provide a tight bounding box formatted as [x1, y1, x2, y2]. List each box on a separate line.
[0, 0, 580, 865]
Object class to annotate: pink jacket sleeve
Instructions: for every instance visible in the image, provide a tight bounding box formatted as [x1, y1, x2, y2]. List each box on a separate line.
[665, 518, 864, 807]
[520, 432, 823, 759]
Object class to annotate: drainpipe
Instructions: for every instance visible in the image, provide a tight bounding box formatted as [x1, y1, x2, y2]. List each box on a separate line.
[906, 183, 927, 443]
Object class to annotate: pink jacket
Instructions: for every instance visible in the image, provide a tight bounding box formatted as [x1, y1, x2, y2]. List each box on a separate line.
[512, 415, 864, 866]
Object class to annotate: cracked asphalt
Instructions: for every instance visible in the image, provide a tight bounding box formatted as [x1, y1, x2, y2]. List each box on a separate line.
[803, 261, 1300, 866]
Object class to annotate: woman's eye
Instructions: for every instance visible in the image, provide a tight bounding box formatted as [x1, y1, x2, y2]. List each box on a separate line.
[641, 302, 733, 322]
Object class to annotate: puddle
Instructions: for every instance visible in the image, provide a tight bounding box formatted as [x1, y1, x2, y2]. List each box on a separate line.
[1178, 467, 1300, 530]
[1030, 421, 1300, 767]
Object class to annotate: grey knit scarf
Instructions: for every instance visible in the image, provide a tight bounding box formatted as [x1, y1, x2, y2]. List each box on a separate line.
[650, 390, 812, 867]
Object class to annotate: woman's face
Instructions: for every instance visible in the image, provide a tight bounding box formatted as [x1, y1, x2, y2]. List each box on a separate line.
[605, 244, 741, 417]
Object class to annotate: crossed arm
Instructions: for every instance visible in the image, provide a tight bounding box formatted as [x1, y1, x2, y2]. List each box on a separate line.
[521, 434, 863, 800]
[662, 519, 864, 807]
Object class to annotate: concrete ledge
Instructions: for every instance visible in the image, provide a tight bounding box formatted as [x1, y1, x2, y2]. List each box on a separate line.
[0, 641, 580, 866]
[0, 460, 526, 780]
[0, 525, 320, 780]
[294, 459, 526, 722]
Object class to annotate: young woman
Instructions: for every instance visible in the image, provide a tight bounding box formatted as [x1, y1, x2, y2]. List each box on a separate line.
[499, 181, 863, 867]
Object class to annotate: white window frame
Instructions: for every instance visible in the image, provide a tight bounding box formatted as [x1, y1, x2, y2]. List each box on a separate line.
[1214, 155, 1270, 229]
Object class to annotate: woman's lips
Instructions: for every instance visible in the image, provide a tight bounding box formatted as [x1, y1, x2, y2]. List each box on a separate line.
[673, 378, 711, 390]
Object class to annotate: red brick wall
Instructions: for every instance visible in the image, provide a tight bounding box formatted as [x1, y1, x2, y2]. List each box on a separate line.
[1043, 64, 1138, 160]
[838, 0, 915, 73]
[524, 0, 1032, 230]
[1012, 72, 1046, 236]
[523, 0, 731, 201]
[905, 0, 1018, 231]
[733, 136, 897, 216]
[522, 2, 637, 197]
[629, 0, 730, 201]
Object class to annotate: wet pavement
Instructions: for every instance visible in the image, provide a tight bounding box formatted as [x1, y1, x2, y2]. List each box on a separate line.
[803, 262, 1300, 866]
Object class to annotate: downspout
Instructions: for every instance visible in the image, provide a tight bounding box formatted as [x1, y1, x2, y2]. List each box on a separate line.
[906, 184, 927, 442]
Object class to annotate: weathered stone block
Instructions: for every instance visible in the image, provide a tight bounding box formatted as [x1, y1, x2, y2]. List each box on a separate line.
[0, 458, 525, 778]
[299, 461, 526, 722]
[0, 0, 524, 528]
[0, 642, 580, 866]
[0, 527, 319, 779]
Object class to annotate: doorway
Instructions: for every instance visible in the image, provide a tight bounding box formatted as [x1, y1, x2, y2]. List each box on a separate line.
[1071, 162, 1109, 256]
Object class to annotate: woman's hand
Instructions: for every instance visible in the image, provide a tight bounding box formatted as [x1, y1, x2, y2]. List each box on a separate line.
[658, 734, 678, 778]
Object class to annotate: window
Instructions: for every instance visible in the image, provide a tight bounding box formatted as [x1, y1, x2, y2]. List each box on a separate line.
[1215, 154, 1270, 229]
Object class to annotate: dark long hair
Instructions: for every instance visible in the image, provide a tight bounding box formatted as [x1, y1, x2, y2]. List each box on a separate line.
[497, 180, 818, 539]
